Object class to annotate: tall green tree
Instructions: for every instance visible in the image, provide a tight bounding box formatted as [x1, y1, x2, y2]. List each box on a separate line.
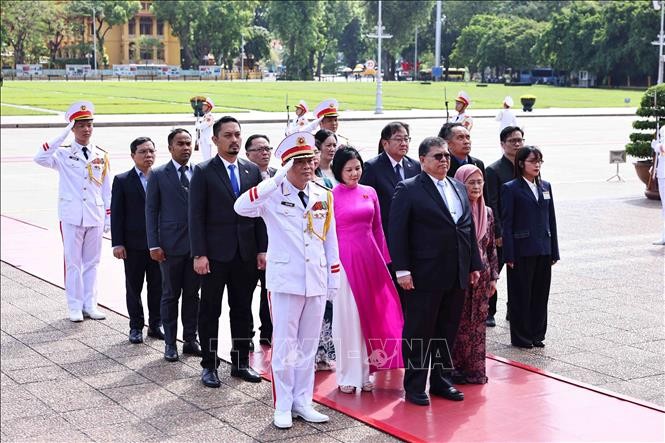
[339, 16, 367, 68]
[68, 0, 140, 67]
[44, 2, 78, 67]
[1, 0, 49, 65]
[268, 0, 323, 80]
[152, 0, 203, 69]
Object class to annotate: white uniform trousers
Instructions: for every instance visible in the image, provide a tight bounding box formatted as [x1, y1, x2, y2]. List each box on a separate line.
[270, 292, 326, 412]
[659, 177, 665, 242]
[60, 222, 103, 312]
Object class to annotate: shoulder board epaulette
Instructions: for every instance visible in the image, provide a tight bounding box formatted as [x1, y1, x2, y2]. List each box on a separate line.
[94, 145, 107, 153]
[312, 181, 332, 192]
[62, 144, 72, 148]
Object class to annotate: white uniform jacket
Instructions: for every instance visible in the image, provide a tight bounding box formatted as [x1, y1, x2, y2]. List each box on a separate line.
[234, 177, 340, 297]
[453, 111, 474, 131]
[652, 139, 665, 179]
[34, 140, 111, 227]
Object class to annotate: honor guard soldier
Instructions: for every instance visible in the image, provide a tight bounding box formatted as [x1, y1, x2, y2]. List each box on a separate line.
[234, 131, 340, 429]
[285, 100, 321, 136]
[34, 101, 111, 322]
[194, 97, 215, 161]
[453, 91, 474, 132]
[314, 98, 339, 134]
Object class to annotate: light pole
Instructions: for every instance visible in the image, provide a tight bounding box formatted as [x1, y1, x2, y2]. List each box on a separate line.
[658, 1, 664, 84]
[365, 1, 392, 114]
[91, 6, 98, 71]
[414, 26, 418, 81]
[434, 0, 441, 81]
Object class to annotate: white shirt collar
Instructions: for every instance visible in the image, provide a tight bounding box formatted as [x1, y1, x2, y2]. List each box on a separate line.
[427, 173, 449, 187]
[218, 155, 238, 170]
[386, 153, 404, 168]
[171, 159, 191, 171]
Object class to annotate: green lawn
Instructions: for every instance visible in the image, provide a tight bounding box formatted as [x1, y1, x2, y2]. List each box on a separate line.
[0, 104, 54, 116]
[0, 80, 644, 116]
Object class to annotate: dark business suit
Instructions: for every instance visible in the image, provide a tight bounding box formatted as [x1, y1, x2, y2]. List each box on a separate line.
[111, 168, 162, 331]
[251, 166, 276, 343]
[189, 156, 267, 370]
[485, 155, 515, 316]
[146, 160, 200, 345]
[389, 172, 482, 396]
[501, 178, 559, 347]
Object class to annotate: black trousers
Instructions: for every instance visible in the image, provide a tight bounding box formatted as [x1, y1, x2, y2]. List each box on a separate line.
[159, 254, 200, 345]
[198, 255, 257, 370]
[124, 248, 162, 330]
[388, 262, 406, 313]
[402, 286, 465, 395]
[249, 269, 273, 341]
[507, 255, 552, 346]
[488, 245, 504, 317]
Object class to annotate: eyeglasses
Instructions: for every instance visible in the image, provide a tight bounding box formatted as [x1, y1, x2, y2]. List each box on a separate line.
[506, 138, 525, 144]
[247, 147, 273, 153]
[389, 136, 411, 144]
[525, 159, 544, 164]
[135, 149, 156, 155]
[431, 152, 451, 161]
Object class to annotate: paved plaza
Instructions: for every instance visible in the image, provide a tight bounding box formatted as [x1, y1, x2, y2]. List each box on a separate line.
[1, 110, 663, 441]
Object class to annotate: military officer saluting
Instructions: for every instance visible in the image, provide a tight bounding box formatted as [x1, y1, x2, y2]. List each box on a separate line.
[234, 131, 340, 429]
[34, 101, 111, 322]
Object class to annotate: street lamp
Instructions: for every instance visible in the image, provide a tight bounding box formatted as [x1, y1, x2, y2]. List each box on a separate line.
[365, 0, 392, 114]
[654, 1, 664, 84]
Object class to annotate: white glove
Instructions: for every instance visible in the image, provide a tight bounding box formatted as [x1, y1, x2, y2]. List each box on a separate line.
[326, 288, 337, 301]
[274, 159, 294, 186]
[46, 121, 75, 150]
[104, 215, 111, 234]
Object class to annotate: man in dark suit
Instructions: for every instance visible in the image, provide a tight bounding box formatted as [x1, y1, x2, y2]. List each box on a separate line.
[146, 128, 201, 362]
[438, 123, 486, 182]
[245, 134, 276, 347]
[190, 117, 267, 388]
[485, 126, 524, 326]
[360, 122, 421, 242]
[389, 136, 482, 406]
[111, 137, 163, 344]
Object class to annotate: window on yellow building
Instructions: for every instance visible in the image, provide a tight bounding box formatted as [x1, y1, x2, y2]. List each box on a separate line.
[140, 17, 152, 35]
[128, 18, 136, 36]
[157, 20, 164, 36]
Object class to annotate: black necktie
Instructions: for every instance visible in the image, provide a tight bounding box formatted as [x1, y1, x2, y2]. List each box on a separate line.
[179, 165, 189, 190]
[394, 163, 402, 182]
[82, 146, 89, 160]
[298, 190, 308, 208]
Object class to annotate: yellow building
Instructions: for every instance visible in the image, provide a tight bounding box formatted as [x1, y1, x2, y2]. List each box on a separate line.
[60, 0, 180, 66]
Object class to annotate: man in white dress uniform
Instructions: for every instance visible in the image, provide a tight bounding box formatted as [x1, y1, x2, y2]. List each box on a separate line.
[234, 131, 340, 429]
[34, 101, 111, 322]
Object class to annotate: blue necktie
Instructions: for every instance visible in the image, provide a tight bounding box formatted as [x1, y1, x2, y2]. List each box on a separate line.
[394, 163, 403, 182]
[228, 164, 240, 197]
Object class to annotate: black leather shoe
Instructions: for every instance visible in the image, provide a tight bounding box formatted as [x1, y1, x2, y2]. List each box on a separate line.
[430, 385, 464, 401]
[230, 367, 262, 383]
[512, 342, 533, 349]
[485, 315, 496, 327]
[182, 340, 202, 356]
[147, 326, 165, 340]
[164, 344, 179, 362]
[533, 340, 545, 348]
[405, 391, 430, 406]
[249, 341, 255, 352]
[201, 368, 221, 388]
[129, 329, 143, 344]
[259, 337, 272, 347]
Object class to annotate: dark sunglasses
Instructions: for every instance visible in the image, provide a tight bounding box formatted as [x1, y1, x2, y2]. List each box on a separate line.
[431, 152, 451, 161]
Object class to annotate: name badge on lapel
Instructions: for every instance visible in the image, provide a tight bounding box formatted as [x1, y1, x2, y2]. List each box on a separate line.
[281, 201, 295, 207]
[543, 191, 551, 200]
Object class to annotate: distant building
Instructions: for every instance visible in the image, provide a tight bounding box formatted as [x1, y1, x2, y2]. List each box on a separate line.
[59, 0, 180, 66]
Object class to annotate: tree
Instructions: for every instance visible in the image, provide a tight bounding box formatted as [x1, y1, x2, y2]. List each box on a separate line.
[68, 0, 140, 68]
[152, 0, 203, 69]
[312, 0, 358, 78]
[268, 1, 323, 80]
[339, 16, 367, 68]
[1, 0, 49, 65]
[44, 2, 78, 67]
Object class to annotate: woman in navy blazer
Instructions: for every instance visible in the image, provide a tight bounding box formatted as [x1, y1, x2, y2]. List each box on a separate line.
[501, 146, 559, 348]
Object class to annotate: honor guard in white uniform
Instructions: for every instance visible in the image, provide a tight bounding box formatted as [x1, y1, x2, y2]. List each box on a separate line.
[34, 101, 111, 322]
[495, 96, 518, 131]
[453, 91, 474, 131]
[285, 100, 321, 136]
[194, 97, 215, 161]
[234, 131, 340, 429]
[651, 126, 665, 245]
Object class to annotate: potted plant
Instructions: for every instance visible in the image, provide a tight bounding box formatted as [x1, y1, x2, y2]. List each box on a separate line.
[520, 94, 536, 112]
[626, 84, 665, 200]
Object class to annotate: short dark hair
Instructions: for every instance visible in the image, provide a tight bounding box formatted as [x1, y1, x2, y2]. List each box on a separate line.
[245, 134, 269, 150]
[212, 116, 240, 137]
[500, 126, 524, 143]
[331, 145, 364, 184]
[437, 122, 463, 141]
[167, 128, 191, 147]
[314, 129, 337, 148]
[378, 121, 410, 153]
[515, 145, 543, 183]
[418, 136, 445, 157]
[130, 136, 154, 154]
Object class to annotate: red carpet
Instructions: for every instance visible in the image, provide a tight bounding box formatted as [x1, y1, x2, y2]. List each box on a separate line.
[3, 215, 664, 442]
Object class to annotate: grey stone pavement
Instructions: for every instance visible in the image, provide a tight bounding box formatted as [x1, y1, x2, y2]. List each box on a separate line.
[1, 109, 664, 441]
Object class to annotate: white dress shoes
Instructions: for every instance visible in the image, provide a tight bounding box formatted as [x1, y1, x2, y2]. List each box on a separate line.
[69, 310, 83, 322]
[82, 307, 106, 320]
[292, 405, 329, 423]
[273, 410, 293, 429]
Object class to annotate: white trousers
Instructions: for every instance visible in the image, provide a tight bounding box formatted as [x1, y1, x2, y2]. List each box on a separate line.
[269, 292, 326, 412]
[659, 178, 665, 241]
[332, 268, 369, 389]
[60, 222, 103, 312]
